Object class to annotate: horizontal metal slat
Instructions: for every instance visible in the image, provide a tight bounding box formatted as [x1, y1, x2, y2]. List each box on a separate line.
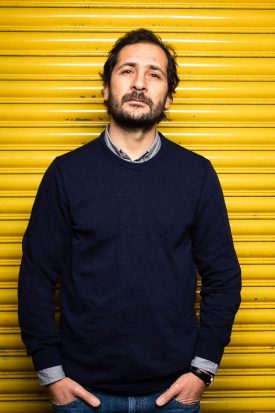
[0, 151, 65, 170]
[2, 81, 275, 104]
[0, 128, 99, 149]
[225, 197, 275, 218]
[0, 376, 274, 393]
[1, 128, 275, 151]
[0, 266, 20, 285]
[0, 175, 43, 193]
[1, 329, 274, 351]
[0, 377, 44, 392]
[0, 56, 103, 80]
[1, 286, 275, 308]
[0, 198, 34, 215]
[231, 221, 275, 240]
[230, 330, 275, 348]
[1, 57, 275, 81]
[168, 104, 275, 126]
[0, 398, 274, 413]
[235, 242, 275, 264]
[177, 82, 275, 104]
[2, 240, 275, 259]
[196, 151, 275, 171]
[2, 352, 275, 372]
[1, 219, 275, 241]
[1, 308, 275, 329]
[0, 401, 50, 413]
[0, 80, 103, 102]
[1, 196, 274, 218]
[1, 174, 274, 195]
[0, 395, 264, 413]
[234, 285, 275, 303]
[1, 150, 275, 172]
[166, 128, 275, 150]
[1, 8, 275, 33]
[220, 353, 275, 369]
[1, 264, 274, 286]
[201, 397, 275, 412]
[1, 33, 275, 57]
[2, 0, 275, 9]
[0, 356, 33, 372]
[219, 174, 275, 195]
[239, 264, 275, 284]
[1, 104, 275, 127]
[0, 333, 25, 350]
[0, 302, 275, 331]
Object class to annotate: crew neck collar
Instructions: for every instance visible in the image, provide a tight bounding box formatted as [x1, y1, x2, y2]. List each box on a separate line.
[98, 131, 169, 170]
[104, 126, 161, 163]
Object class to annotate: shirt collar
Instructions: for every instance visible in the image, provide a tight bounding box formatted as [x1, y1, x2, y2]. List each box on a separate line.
[104, 125, 161, 163]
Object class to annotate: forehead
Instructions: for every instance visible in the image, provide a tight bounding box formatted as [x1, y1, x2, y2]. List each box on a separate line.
[115, 42, 168, 70]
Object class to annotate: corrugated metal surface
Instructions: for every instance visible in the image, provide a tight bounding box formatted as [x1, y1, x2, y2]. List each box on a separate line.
[0, 1, 274, 412]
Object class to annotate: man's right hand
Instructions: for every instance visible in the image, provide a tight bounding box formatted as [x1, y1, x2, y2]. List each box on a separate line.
[46, 377, 101, 407]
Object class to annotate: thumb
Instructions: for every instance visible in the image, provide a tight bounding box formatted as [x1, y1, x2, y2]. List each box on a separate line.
[74, 383, 101, 407]
[155, 384, 178, 407]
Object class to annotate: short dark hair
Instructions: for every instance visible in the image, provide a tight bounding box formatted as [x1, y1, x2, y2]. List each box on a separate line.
[101, 28, 179, 99]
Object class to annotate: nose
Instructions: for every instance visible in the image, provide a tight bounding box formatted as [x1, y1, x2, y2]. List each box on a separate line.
[131, 71, 147, 91]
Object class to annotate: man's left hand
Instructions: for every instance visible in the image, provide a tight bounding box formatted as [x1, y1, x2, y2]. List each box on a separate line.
[155, 372, 206, 407]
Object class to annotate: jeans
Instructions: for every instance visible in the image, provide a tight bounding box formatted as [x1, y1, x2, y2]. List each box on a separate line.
[52, 389, 200, 413]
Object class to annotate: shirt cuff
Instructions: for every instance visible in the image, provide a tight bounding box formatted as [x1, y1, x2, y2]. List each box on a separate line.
[191, 356, 219, 375]
[37, 365, 65, 386]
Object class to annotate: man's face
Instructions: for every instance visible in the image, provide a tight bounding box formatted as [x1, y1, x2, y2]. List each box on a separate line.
[103, 42, 172, 131]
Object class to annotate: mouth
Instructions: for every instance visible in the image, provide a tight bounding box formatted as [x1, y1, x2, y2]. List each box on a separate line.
[126, 99, 147, 105]
[124, 100, 151, 111]
[121, 93, 153, 109]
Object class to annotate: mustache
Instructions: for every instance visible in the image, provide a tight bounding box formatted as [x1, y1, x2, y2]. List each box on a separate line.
[121, 91, 153, 109]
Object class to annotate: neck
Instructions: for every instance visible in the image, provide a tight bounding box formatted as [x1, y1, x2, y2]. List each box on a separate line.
[108, 119, 157, 160]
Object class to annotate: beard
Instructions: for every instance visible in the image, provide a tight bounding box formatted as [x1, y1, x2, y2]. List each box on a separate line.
[105, 90, 167, 132]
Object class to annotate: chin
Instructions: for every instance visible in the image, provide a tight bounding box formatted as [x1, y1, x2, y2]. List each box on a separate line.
[126, 108, 150, 116]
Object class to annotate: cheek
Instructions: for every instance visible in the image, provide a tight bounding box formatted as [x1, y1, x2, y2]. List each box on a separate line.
[110, 82, 127, 101]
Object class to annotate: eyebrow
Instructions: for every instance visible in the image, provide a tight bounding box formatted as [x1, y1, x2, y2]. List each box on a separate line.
[117, 62, 166, 77]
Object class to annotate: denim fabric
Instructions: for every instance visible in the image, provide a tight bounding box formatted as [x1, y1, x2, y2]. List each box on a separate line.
[51, 390, 200, 413]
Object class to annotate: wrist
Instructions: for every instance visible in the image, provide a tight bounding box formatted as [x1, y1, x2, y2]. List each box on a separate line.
[190, 366, 215, 387]
[37, 365, 65, 386]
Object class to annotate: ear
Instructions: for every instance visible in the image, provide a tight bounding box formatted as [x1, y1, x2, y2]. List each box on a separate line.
[164, 96, 172, 110]
[103, 84, 109, 101]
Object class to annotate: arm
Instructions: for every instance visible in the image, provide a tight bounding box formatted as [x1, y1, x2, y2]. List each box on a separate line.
[156, 161, 241, 407]
[192, 161, 241, 364]
[18, 160, 71, 371]
[18, 160, 101, 407]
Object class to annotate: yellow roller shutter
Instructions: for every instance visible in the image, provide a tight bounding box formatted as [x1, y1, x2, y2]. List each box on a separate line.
[0, 1, 274, 412]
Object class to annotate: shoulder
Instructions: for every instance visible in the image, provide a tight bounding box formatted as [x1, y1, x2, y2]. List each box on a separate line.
[53, 132, 104, 171]
[159, 133, 223, 205]
[159, 132, 210, 173]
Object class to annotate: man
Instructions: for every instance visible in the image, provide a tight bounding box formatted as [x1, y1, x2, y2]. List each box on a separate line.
[18, 29, 241, 412]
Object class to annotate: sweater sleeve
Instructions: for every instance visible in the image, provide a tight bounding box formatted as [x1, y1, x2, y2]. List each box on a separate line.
[18, 159, 71, 371]
[192, 161, 241, 364]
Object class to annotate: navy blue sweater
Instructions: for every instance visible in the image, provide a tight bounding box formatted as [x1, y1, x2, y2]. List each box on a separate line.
[18, 132, 241, 395]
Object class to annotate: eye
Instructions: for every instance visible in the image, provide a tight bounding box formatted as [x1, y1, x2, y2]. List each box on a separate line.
[150, 73, 161, 79]
[121, 69, 133, 75]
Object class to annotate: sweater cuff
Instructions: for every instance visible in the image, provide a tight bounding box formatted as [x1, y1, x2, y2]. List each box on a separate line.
[195, 336, 225, 365]
[37, 365, 65, 386]
[32, 347, 62, 372]
[191, 356, 218, 375]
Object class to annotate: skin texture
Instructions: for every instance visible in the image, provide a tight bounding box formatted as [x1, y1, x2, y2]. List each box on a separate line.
[46, 42, 206, 408]
[103, 42, 171, 160]
[155, 373, 206, 407]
